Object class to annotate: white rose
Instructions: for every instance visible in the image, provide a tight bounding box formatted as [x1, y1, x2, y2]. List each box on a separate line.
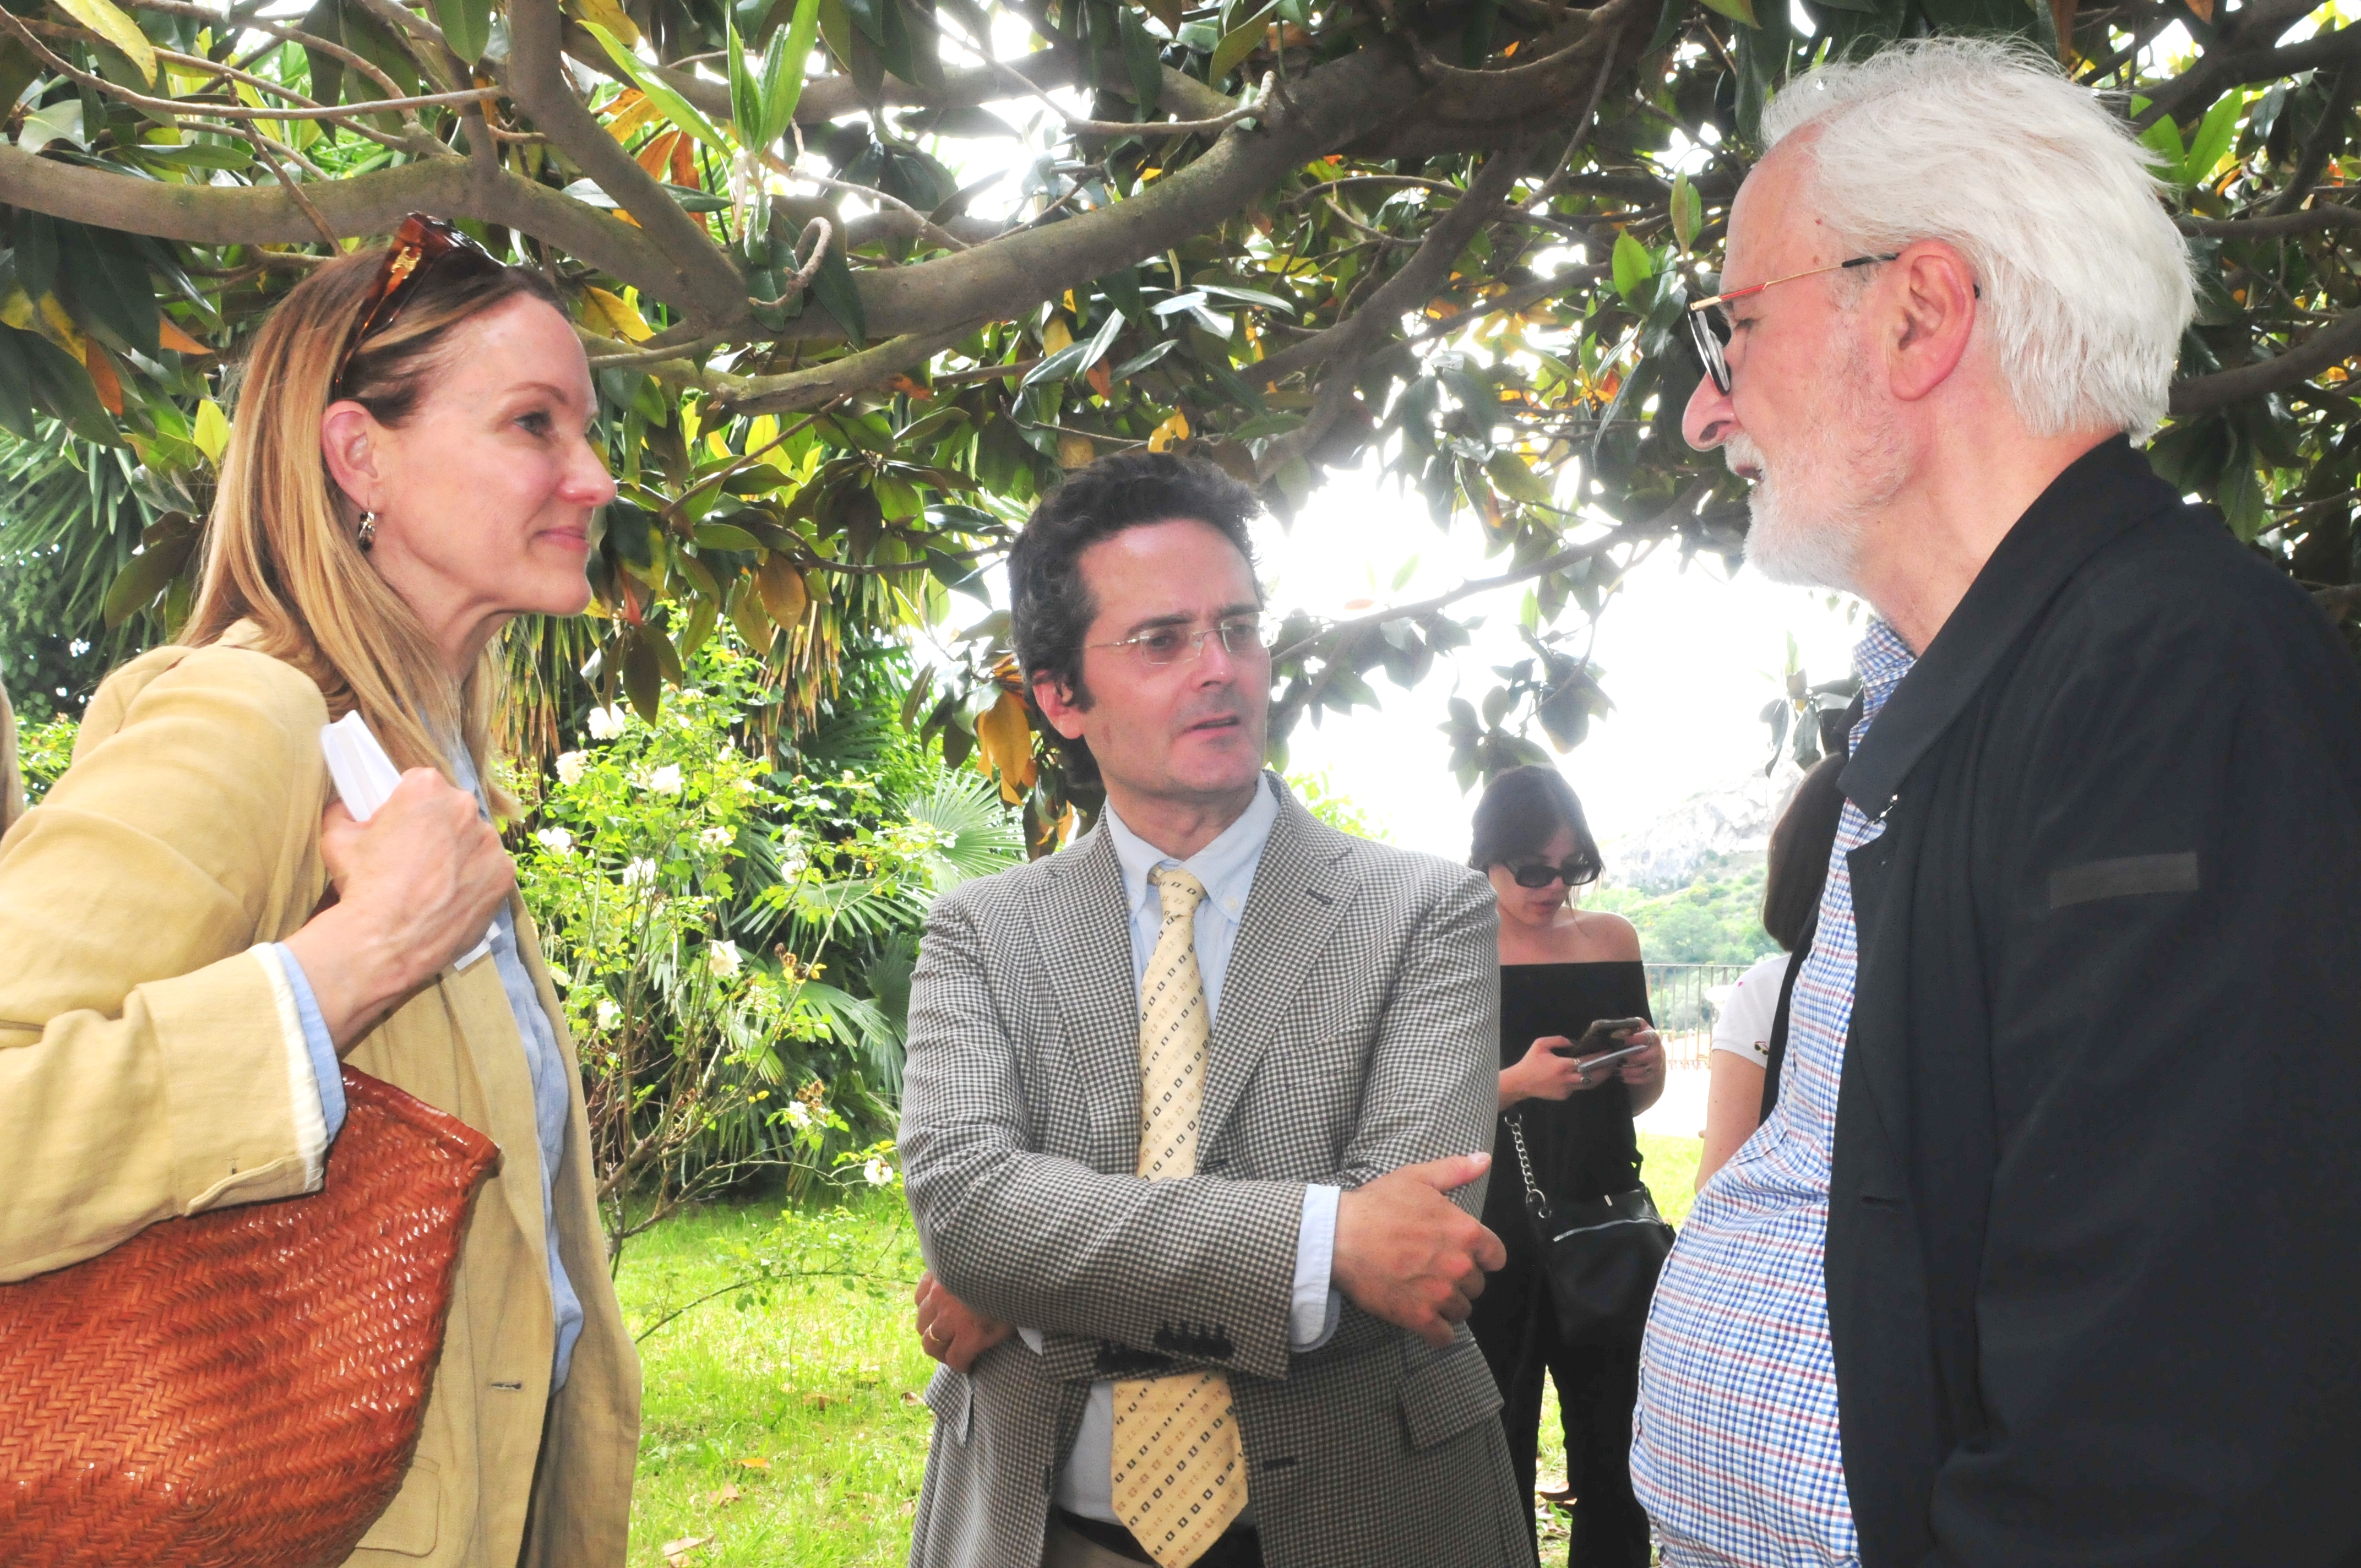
[646, 764, 684, 794]
[585, 704, 627, 741]
[534, 826, 573, 856]
[699, 824, 733, 849]
[863, 1156, 894, 1186]
[555, 750, 587, 785]
[784, 1101, 813, 1129]
[595, 997, 622, 1031]
[622, 857, 657, 888]
[706, 940, 741, 978]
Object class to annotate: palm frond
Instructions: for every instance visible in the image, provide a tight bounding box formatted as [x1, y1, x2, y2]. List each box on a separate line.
[901, 771, 1025, 892]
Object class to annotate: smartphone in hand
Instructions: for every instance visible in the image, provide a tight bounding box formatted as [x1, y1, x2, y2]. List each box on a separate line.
[1558, 1016, 1651, 1077]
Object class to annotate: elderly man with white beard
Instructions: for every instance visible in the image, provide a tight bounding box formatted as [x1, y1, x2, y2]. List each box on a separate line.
[1630, 38, 2361, 1568]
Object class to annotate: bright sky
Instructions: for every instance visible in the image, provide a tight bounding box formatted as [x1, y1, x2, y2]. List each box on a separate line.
[1254, 459, 1869, 862]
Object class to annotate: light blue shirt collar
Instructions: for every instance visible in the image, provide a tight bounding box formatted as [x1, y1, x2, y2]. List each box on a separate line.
[1101, 773, 1281, 927]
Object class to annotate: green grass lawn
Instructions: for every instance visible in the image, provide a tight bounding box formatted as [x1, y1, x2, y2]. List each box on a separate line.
[618, 1133, 1702, 1567]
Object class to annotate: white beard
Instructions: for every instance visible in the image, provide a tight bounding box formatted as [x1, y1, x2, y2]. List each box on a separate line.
[1734, 334, 1908, 592]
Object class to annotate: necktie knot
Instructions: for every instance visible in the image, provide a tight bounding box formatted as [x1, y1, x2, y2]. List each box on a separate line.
[1150, 865, 1208, 923]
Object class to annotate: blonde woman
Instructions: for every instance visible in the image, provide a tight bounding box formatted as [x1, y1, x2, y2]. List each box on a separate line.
[0, 216, 637, 1565]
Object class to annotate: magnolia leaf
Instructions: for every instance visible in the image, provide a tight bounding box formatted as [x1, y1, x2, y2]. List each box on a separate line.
[430, 0, 491, 65]
[761, 0, 822, 145]
[728, 14, 761, 139]
[972, 690, 1037, 802]
[587, 287, 656, 342]
[570, 0, 639, 46]
[55, 0, 154, 84]
[1695, 0, 1756, 24]
[1671, 173, 1701, 252]
[758, 553, 809, 627]
[584, 23, 728, 148]
[2178, 91, 2243, 189]
[1147, 408, 1189, 451]
[1210, 3, 1275, 84]
[1119, 4, 1161, 119]
[192, 397, 229, 463]
[1611, 230, 1653, 303]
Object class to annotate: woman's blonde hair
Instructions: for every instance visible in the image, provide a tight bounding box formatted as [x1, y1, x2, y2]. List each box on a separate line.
[181, 238, 563, 797]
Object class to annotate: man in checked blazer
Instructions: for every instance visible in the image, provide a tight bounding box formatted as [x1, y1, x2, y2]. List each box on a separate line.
[899, 452, 1533, 1568]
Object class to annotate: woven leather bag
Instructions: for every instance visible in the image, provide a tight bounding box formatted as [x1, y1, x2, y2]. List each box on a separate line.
[0, 1067, 497, 1567]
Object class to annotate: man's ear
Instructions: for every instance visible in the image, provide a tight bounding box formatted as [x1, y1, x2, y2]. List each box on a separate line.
[319, 400, 386, 513]
[1885, 240, 1978, 404]
[1030, 670, 1089, 741]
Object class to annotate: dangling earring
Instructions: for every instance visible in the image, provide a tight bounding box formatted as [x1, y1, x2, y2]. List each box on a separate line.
[356, 511, 377, 552]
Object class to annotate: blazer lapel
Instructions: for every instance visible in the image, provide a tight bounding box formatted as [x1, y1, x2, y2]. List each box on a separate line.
[1026, 825, 1146, 1170]
[1196, 796, 1356, 1156]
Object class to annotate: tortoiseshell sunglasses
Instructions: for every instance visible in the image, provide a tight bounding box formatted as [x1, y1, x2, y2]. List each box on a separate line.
[330, 213, 504, 396]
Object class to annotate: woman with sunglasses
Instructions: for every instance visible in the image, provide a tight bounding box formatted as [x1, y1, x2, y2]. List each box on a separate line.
[0, 216, 635, 1564]
[1466, 764, 1664, 1568]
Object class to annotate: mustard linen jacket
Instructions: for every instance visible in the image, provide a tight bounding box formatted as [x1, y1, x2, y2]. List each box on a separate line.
[0, 624, 639, 1566]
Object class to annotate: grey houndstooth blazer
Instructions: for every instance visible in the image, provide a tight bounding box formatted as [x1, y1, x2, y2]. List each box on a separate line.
[899, 777, 1533, 1568]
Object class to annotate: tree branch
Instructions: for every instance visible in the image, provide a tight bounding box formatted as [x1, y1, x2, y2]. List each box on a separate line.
[2179, 200, 2361, 238]
[710, 318, 988, 415]
[2168, 308, 2361, 416]
[507, 0, 750, 329]
[845, 42, 1419, 342]
[2140, 22, 2361, 126]
[1254, 140, 1531, 388]
[0, 144, 688, 303]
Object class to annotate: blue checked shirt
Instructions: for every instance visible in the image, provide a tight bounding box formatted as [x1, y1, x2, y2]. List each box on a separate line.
[1631, 620, 1916, 1567]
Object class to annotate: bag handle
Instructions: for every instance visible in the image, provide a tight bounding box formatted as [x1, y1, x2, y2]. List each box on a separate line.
[1504, 1112, 1552, 1221]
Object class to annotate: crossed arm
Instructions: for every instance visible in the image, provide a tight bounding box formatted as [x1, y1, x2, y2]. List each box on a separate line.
[897, 866, 1508, 1380]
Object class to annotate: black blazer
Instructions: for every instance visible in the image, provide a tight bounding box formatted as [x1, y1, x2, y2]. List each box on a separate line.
[1827, 438, 2361, 1567]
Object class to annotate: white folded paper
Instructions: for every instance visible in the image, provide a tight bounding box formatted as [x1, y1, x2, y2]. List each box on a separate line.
[319, 711, 494, 970]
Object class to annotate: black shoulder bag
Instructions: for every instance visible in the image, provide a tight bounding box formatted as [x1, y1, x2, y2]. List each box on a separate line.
[1504, 1113, 1675, 1346]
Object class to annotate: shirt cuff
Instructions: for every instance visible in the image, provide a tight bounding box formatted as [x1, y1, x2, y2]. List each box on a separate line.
[267, 943, 346, 1141]
[1292, 1184, 1341, 1350]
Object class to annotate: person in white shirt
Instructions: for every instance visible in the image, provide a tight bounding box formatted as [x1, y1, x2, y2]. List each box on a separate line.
[1696, 755, 1846, 1188]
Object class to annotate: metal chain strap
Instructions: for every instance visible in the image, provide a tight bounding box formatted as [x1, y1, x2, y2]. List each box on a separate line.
[1504, 1113, 1552, 1220]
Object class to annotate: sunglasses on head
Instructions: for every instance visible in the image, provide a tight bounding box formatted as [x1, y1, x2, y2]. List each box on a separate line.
[1505, 857, 1595, 890]
[331, 213, 505, 398]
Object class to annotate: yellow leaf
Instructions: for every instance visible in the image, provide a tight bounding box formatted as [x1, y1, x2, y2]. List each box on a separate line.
[1147, 409, 1189, 453]
[1056, 432, 1095, 470]
[56, 0, 155, 84]
[974, 690, 1038, 803]
[580, 286, 648, 342]
[39, 295, 83, 356]
[603, 87, 661, 143]
[0, 288, 34, 331]
[192, 398, 230, 464]
[570, 0, 640, 46]
[1041, 315, 1073, 356]
[1062, 290, 1077, 314]
[757, 554, 808, 628]
[157, 318, 211, 355]
[735, 1456, 770, 1470]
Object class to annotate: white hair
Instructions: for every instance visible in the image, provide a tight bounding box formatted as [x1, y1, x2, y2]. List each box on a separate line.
[1760, 37, 2196, 440]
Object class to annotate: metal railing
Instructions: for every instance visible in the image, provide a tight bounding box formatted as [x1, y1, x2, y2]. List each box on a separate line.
[1645, 962, 1750, 1070]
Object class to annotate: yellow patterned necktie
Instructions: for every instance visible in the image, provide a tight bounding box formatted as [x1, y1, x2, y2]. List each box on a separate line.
[1110, 867, 1248, 1568]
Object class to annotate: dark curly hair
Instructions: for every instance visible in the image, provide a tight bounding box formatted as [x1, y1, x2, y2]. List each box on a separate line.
[1007, 451, 1263, 709]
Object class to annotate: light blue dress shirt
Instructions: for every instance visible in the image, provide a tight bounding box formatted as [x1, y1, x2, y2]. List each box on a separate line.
[279, 745, 584, 1392]
[1025, 774, 1341, 1525]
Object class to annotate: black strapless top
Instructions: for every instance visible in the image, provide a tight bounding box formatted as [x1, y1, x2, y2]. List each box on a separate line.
[1481, 960, 1653, 1254]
